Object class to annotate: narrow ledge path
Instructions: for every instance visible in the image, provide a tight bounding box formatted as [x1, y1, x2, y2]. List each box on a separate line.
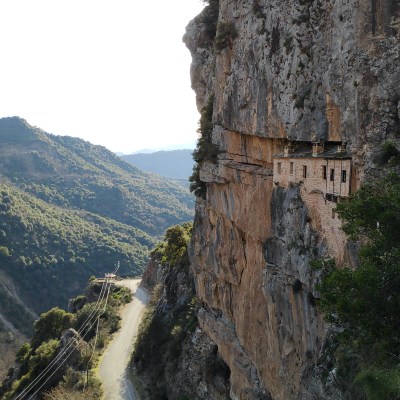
[99, 279, 149, 400]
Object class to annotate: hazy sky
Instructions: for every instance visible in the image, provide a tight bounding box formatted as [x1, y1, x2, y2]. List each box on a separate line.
[0, 0, 205, 153]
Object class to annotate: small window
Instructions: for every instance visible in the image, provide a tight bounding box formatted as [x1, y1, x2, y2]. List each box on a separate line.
[277, 162, 282, 174]
[303, 165, 307, 178]
[326, 193, 338, 203]
[331, 209, 335, 219]
[341, 170, 347, 183]
[330, 168, 335, 181]
[322, 166, 327, 180]
[289, 162, 294, 174]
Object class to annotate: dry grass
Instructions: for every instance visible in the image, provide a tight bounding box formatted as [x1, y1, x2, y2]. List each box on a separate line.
[43, 386, 100, 400]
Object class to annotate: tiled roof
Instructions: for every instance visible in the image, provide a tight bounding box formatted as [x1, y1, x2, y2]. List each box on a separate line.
[273, 146, 351, 160]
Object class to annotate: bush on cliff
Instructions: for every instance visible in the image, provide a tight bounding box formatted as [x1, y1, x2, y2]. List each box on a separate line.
[31, 308, 74, 349]
[317, 173, 400, 400]
[131, 222, 201, 399]
[190, 96, 220, 198]
[197, 0, 219, 41]
[151, 222, 192, 266]
[214, 21, 238, 52]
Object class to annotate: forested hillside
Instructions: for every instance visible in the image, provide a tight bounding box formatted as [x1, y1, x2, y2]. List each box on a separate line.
[0, 184, 151, 313]
[0, 117, 194, 236]
[0, 117, 194, 379]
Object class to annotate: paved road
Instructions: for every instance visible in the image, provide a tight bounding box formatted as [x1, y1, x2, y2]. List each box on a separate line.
[99, 279, 149, 400]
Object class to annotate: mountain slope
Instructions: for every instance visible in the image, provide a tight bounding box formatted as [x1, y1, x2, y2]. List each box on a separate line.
[0, 117, 195, 378]
[0, 183, 152, 311]
[121, 149, 195, 180]
[0, 117, 194, 236]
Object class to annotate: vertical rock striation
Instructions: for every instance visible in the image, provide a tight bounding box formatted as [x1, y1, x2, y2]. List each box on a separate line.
[184, 0, 400, 399]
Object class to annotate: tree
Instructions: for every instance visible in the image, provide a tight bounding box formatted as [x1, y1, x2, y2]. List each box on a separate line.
[32, 308, 74, 349]
[190, 96, 219, 197]
[0, 246, 10, 257]
[16, 343, 31, 364]
[152, 222, 193, 266]
[29, 339, 60, 376]
[318, 174, 400, 399]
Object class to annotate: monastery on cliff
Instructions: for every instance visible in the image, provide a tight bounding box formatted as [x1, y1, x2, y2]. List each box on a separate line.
[272, 141, 353, 264]
[273, 141, 352, 202]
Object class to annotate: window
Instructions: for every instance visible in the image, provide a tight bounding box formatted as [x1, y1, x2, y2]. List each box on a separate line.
[330, 168, 335, 181]
[326, 193, 338, 203]
[277, 162, 282, 174]
[303, 165, 307, 178]
[331, 209, 335, 219]
[322, 165, 327, 180]
[341, 170, 347, 183]
[289, 162, 294, 174]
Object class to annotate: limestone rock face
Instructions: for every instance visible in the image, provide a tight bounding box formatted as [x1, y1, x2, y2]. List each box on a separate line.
[133, 255, 231, 400]
[184, 1, 400, 399]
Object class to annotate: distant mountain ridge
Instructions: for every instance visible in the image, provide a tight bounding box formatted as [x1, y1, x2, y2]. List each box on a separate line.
[121, 149, 195, 180]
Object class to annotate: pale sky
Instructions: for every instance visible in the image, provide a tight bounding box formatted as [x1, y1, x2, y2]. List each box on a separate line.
[0, 0, 205, 153]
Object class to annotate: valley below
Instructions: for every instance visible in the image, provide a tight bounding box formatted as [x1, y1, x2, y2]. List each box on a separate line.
[0, 116, 194, 383]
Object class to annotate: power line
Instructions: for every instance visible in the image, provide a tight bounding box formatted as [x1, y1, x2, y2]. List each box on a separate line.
[26, 283, 112, 400]
[83, 315, 101, 391]
[30, 284, 112, 399]
[12, 280, 109, 400]
[12, 278, 111, 400]
[83, 275, 114, 391]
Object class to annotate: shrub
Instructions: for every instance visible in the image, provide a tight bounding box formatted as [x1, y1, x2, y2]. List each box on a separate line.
[214, 21, 238, 52]
[152, 222, 192, 266]
[32, 308, 74, 349]
[0, 246, 10, 257]
[198, 0, 220, 41]
[317, 173, 400, 399]
[252, 0, 265, 19]
[43, 385, 100, 400]
[190, 96, 220, 197]
[381, 140, 400, 164]
[29, 339, 60, 376]
[354, 367, 400, 400]
[16, 343, 31, 364]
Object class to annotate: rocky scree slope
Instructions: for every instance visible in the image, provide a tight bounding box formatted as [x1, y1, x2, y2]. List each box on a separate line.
[183, 0, 400, 399]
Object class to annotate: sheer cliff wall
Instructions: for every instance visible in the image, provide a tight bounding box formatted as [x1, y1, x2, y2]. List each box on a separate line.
[184, 0, 400, 399]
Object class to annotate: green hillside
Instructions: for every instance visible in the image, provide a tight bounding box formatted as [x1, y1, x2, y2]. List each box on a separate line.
[0, 117, 194, 236]
[0, 183, 151, 312]
[0, 117, 194, 343]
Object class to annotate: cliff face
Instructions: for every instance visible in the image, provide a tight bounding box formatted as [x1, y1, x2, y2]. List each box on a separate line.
[133, 255, 231, 400]
[184, 1, 400, 399]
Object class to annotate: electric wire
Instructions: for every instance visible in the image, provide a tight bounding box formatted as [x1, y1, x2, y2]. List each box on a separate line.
[12, 278, 110, 400]
[12, 280, 109, 400]
[83, 314, 101, 391]
[83, 272, 116, 391]
[27, 283, 112, 400]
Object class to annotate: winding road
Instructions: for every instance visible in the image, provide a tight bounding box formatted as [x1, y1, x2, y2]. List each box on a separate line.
[99, 279, 149, 400]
